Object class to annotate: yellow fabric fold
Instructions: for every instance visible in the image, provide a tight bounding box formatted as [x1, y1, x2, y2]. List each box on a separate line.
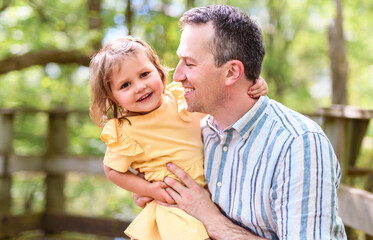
[101, 119, 144, 157]
[167, 81, 192, 122]
[125, 201, 209, 240]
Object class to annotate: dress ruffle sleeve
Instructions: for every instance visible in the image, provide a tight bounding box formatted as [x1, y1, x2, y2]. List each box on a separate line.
[167, 81, 192, 122]
[100, 119, 144, 172]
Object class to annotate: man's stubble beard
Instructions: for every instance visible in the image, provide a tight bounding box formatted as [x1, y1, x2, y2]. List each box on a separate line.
[186, 87, 229, 114]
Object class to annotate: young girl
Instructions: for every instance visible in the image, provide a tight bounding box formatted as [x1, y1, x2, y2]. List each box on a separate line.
[89, 36, 267, 240]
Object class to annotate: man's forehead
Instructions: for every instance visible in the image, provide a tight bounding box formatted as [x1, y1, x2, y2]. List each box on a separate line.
[177, 24, 214, 57]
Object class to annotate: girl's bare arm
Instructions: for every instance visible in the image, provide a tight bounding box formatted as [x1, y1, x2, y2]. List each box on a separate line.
[103, 164, 175, 204]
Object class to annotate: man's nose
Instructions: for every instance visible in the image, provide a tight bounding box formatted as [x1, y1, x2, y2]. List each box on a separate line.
[173, 61, 186, 82]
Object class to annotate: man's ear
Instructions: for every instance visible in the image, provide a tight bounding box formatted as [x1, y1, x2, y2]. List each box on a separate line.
[225, 60, 244, 86]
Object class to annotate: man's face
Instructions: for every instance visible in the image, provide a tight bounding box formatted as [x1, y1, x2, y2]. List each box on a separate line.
[173, 22, 228, 114]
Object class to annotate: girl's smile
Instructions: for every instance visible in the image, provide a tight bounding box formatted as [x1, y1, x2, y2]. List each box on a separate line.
[137, 92, 153, 102]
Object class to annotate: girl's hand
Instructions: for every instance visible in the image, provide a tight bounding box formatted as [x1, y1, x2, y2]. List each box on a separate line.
[132, 192, 153, 208]
[248, 76, 268, 98]
[148, 181, 176, 204]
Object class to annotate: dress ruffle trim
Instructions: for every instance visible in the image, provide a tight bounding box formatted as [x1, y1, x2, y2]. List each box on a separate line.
[100, 119, 144, 156]
[167, 81, 192, 123]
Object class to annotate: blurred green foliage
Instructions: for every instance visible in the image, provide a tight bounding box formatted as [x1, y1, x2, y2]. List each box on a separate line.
[1, 0, 373, 229]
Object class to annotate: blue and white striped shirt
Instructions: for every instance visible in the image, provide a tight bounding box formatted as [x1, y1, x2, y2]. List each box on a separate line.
[202, 96, 346, 239]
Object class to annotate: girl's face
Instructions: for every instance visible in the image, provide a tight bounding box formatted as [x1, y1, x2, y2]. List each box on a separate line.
[110, 50, 164, 114]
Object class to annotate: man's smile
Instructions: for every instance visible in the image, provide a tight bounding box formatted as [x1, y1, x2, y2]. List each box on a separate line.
[183, 87, 195, 96]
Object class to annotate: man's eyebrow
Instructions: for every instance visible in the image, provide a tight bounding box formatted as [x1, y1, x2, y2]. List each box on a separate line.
[177, 53, 197, 62]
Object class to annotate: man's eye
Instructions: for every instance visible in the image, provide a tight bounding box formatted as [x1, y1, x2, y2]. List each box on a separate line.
[120, 82, 130, 89]
[186, 62, 194, 67]
[140, 72, 149, 78]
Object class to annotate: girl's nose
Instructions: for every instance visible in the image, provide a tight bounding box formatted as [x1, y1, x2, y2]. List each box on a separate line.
[136, 83, 146, 93]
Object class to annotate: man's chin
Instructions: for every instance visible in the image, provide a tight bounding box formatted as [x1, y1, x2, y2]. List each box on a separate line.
[186, 105, 196, 113]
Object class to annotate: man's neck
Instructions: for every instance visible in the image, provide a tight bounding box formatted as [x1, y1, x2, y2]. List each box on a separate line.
[211, 94, 258, 129]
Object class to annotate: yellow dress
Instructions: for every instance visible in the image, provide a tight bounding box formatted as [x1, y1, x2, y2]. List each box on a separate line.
[101, 82, 208, 240]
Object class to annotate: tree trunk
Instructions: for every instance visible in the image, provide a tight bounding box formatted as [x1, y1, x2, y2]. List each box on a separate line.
[328, 0, 348, 105]
[126, 0, 133, 35]
[89, 0, 102, 50]
[186, 0, 194, 10]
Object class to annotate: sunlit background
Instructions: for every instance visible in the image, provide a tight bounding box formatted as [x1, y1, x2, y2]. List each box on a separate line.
[0, 0, 372, 239]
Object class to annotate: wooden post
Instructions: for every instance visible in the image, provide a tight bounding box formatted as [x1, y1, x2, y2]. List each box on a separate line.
[0, 111, 14, 214]
[44, 112, 68, 214]
[319, 105, 373, 183]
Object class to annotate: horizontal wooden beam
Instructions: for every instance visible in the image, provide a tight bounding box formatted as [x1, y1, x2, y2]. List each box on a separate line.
[0, 213, 42, 238]
[0, 213, 131, 238]
[0, 108, 89, 115]
[42, 213, 131, 238]
[338, 184, 373, 236]
[1, 187, 373, 237]
[2, 154, 104, 175]
[44, 156, 105, 175]
[347, 166, 373, 177]
[318, 105, 373, 119]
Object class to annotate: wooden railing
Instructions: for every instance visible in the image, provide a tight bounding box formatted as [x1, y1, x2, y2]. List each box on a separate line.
[0, 106, 372, 238]
[0, 109, 130, 238]
[316, 105, 373, 237]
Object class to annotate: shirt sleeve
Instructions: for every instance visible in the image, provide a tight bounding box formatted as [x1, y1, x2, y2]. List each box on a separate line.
[100, 119, 144, 173]
[271, 132, 345, 239]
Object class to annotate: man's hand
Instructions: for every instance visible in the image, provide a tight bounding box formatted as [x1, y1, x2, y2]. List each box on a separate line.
[159, 163, 266, 240]
[147, 181, 176, 204]
[160, 163, 221, 223]
[131, 172, 175, 208]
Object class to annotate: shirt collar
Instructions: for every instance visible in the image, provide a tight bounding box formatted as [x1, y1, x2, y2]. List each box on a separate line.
[207, 96, 270, 138]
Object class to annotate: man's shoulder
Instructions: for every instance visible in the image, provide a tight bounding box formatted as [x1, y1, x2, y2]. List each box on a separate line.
[268, 99, 324, 137]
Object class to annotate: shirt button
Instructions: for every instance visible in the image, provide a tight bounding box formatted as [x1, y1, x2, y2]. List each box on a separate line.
[223, 146, 228, 152]
[217, 182, 222, 187]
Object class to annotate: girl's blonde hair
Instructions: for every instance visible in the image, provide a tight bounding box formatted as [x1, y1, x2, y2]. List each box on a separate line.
[89, 36, 168, 127]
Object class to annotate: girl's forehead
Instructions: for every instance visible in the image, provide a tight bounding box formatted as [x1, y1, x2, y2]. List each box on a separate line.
[110, 50, 154, 77]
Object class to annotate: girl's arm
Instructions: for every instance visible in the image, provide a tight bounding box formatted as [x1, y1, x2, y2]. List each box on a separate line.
[103, 164, 175, 204]
[248, 76, 268, 98]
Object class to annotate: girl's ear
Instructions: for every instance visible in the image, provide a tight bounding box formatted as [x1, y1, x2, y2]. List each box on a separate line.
[225, 60, 244, 86]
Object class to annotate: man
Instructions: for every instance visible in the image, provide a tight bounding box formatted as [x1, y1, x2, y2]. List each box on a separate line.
[135, 5, 346, 239]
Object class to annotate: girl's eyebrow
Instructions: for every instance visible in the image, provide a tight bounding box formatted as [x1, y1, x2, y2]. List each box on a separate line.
[114, 65, 151, 87]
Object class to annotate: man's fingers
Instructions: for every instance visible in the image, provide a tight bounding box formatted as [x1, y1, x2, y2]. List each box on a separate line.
[155, 199, 176, 208]
[156, 181, 169, 189]
[166, 163, 197, 189]
[164, 176, 184, 193]
[163, 188, 177, 204]
[165, 187, 182, 204]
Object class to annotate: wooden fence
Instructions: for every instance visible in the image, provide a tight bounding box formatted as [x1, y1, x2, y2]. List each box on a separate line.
[0, 106, 373, 238]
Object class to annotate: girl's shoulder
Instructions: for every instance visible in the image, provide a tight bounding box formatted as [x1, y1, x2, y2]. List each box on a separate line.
[100, 118, 143, 156]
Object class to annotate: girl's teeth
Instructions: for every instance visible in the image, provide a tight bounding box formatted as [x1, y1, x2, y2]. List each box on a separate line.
[139, 93, 150, 101]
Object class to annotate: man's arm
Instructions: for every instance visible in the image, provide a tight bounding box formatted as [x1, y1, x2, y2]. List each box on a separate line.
[163, 163, 267, 240]
[271, 133, 345, 239]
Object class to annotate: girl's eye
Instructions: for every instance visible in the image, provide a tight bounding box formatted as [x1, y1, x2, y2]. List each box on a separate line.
[120, 82, 130, 89]
[185, 62, 194, 67]
[140, 72, 149, 78]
